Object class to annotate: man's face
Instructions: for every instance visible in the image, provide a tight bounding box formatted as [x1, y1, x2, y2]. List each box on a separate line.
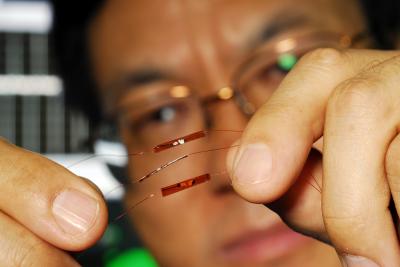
[89, 0, 365, 266]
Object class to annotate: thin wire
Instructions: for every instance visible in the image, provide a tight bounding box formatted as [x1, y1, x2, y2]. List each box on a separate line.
[138, 155, 189, 182]
[74, 132, 241, 203]
[136, 144, 240, 184]
[113, 170, 223, 222]
[189, 144, 240, 156]
[113, 194, 155, 222]
[307, 180, 321, 193]
[67, 130, 243, 168]
[309, 173, 322, 193]
[66, 152, 144, 169]
[100, 146, 238, 204]
[67, 131, 324, 225]
[153, 129, 243, 153]
[208, 129, 243, 133]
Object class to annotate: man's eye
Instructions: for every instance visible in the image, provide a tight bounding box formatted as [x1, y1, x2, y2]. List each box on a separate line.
[125, 102, 190, 133]
[251, 53, 299, 85]
[149, 106, 177, 123]
[276, 53, 298, 72]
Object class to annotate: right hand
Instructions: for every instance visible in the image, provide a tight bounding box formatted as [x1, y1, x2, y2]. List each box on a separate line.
[227, 49, 400, 266]
[0, 137, 108, 266]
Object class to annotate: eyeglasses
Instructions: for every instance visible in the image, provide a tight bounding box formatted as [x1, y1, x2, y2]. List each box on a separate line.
[89, 30, 370, 219]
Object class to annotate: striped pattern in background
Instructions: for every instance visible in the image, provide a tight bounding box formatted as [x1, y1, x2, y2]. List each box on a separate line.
[0, 32, 92, 153]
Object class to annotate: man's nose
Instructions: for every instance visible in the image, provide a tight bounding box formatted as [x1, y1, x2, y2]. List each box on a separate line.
[208, 96, 248, 131]
[204, 97, 248, 195]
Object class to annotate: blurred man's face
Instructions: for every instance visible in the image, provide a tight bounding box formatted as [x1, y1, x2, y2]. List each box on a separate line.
[89, 0, 365, 266]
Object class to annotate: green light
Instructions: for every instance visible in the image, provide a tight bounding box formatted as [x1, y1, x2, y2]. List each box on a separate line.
[106, 248, 159, 267]
[277, 53, 298, 72]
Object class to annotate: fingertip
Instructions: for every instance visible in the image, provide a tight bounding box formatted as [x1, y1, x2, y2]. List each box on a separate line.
[227, 141, 288, 203]
[52, 189, 100, 236]
[341, 255, 380, 267]
[50, 176, 108, 251]
[80, 176, 105, 198]
[51, 188, 108, 251]
[232, 143, 273, 185]
[226, 140, 240, 177]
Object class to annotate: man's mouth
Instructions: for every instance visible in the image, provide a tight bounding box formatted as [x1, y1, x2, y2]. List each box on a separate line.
[219, 222, 311, 264]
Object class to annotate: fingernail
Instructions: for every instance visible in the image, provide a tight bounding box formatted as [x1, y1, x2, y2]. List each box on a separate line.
[342, 255, 380, 267]
[52, 189, 99, 235]
[233, 143, 272, 184]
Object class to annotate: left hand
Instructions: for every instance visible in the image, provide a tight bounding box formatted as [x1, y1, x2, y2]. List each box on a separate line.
[227, 48, 400, 267]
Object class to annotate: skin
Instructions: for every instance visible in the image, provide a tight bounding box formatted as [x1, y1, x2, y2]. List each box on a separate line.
[0, 0, 398, 267]
[88, 0, 359, 266]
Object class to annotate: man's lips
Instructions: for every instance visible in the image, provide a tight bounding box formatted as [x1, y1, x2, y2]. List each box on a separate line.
[219, 223, 311, 264]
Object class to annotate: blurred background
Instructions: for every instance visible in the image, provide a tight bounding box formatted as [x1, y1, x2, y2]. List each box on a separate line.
[0, 0, 150, 266]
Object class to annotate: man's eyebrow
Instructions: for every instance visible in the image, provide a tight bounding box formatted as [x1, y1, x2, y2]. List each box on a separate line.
[249, 11, 312, 50]
[104, 69, 171, 112]
[116, 69, 169, 90]
[107, 12, 311, 104]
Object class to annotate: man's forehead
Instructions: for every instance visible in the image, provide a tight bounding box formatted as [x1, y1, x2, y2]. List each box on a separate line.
[92, 1, 292, 83]
[89, 0, 362, 93]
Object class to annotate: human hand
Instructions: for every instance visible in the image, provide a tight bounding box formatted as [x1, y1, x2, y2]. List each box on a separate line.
[0, 138, 107, 266]
[227, 48, 400, 267]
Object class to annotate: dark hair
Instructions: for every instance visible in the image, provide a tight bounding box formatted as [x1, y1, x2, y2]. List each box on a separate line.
[50, 0, 400, 127]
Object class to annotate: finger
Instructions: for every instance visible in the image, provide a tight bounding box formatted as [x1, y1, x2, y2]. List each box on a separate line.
[387, 134, 400, 234]
[0, 210, 79, 267]
[323, 57, 400, 266]
[267, 148, 330, 243]
[227, 49, 399, 203]
[227, 140, 328, 242]
[0, 138, 108, 251]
